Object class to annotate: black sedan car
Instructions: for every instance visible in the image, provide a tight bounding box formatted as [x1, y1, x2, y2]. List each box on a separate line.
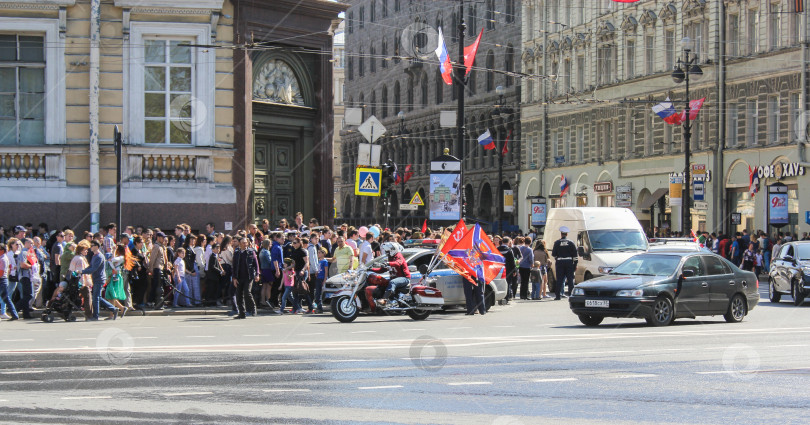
[768, 241, 810, 306]
[569, 251, 759, 327]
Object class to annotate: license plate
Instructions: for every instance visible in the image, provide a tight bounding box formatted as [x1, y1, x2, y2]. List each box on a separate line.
[585, 299, 609, 308]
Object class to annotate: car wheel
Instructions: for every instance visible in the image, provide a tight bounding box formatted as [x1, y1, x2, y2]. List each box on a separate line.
[484, 287, 495, 311]
[578, 314, 603, 327]
[331, 295, 359, 323]
[792, 281, 806, 306]
[724, 294, 747, 323]
[768, 278, 781, 303]
[648, 297, 674, 327]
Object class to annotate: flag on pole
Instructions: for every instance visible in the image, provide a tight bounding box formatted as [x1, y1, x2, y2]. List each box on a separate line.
[445, 225, 505, 286]
[678, 97, 706, 122]
[560, 175, 570, 196]
[421, 219, 427, 234]
[748, 166, 759, 198]
[478, 129, 495, 150]
[402, 164, 413, 184]
[652, 97, 683, 125]
[501, 130, 511, 156]
[434, 27, 454, 85]
[463, 29, 484, 76]
[393, 163, 400, 184]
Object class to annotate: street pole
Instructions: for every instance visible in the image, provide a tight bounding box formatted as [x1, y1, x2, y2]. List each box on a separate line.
[398, 111, 406, 226]
[114, 125, 123, 236]
[498, 135, 504, 234]
[456, 0, 466, 220]
[683, 55, 692, 236]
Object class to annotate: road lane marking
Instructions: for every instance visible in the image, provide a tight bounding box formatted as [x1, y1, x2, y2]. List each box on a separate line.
[613, 374, 657, 379]
[61, 396, 111, 400]
[358, 385, 403, 390]
[162, 392, 213, 397]
[402, 328, 425, 331]
[1, 370, 45, 374]
[351, 331, 377, 334]
[448, 382, 491, 386]
[533, 378, 578, 383]
[492, 325, 515, 328]
[168, 364, 210, 368]
[696, 366, 810, 375]
[132, 337, 158, 339]
[88, 366, 151, 371]
[1, 339, 33, 342]
[299, 333, 324, 336]
[65, 338, 97, 341]
[448, 327, 472, 330]
[185, 336, 216, 338]
[262, 389, 311, 393]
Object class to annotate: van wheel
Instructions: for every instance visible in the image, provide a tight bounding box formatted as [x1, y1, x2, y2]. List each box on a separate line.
[484, 287, 495, 311]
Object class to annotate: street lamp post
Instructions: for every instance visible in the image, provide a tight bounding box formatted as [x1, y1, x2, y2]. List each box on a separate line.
[493, 86, 513, 235]
[671, 37, 703, 235]
[397, 110, 407, 226]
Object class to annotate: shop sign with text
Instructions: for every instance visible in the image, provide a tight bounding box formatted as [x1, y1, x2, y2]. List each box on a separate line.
[756, 162, 806, 180]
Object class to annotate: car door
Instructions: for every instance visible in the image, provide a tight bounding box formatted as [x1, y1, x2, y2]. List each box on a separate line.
[775, 245, 793, 292]
[675, 255, 710, 315]
[702, 255, 736, 313]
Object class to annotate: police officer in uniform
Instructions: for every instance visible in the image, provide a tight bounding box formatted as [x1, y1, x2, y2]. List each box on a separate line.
[551, 226, 578, 300]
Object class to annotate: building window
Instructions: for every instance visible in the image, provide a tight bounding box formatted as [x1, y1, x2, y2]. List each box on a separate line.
[359, 6, 365, 29]
[564, 128, 571, 165]
[381, 85, 388, 118]
[370, 91, 376, 119]
[370, 46, 376, 73]
[347, 56, 353, 80]
[394, 81, 400, 114]
[769, 2, 779, 50]
[506, 0, 515, 24]
[790, 92, 801, 142]
[576, 0, 584, 25]
[394, 0, 400, 13]
[370, 1, 376, 23]
[0, 34, 45, 145]
[526, 70, 534, 103]
[551, 61, 559, 96]
[790, 2, 801, 45]
[747, 9, 757, 55]
[576, 56, 585, 91]
[348, 12, 354, 34]
[604, 121, 613, 159]
[576, 126, 584, 163]
[486, 51, 495, 92]
[626, 111, 635, 156]
[407, 77, 414, 111]
[728, 14, 739, 57]
[767, 96, 780, 144]
[143, 39, 194, 144]
[625, 40, 635, 79]
[727, 103, 739, 147]
[505, 45, 515, 87]
[663, 120, 672, 154]
[746, 99, 758, 147]
[382, 0, 388, 18]
[486, 0, 495, 30]
[645, 34, 654, 74]
[435, 69, 443, 104]
[597, 44, 616, 85]
[664, 29, 674, 71]
[563, 58, 571, 93]
[381, 39, 388, 68]
[359, 49, 364, 76]
[468, 5, 477, 35]
[421, 72, 428, 107]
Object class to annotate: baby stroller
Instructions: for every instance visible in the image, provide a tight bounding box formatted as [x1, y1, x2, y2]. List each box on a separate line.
[41, 273, 83, 322]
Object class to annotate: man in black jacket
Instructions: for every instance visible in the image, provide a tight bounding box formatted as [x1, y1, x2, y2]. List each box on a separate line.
[232, 238, 260, 319]
[497, 237, 518, 304]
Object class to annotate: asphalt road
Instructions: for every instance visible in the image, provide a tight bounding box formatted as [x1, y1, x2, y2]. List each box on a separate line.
[1, 284, 809, 425]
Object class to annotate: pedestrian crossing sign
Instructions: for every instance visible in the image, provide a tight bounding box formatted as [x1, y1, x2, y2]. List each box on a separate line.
[355, 167, 382, 197]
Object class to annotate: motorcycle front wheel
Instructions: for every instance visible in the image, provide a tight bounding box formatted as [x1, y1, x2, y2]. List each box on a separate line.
[332, 295, 359, 323]
[407, 309, 431, 321]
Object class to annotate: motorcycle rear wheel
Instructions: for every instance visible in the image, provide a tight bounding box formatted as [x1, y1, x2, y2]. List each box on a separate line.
[407, 309, 431, 321]
[332, 295, 359, 323]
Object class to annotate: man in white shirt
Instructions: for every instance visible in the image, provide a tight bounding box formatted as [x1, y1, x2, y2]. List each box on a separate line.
[359, 233, 375, 266]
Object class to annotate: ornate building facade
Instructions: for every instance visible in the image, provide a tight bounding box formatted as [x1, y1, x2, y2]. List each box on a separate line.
[339, 0, 521, 230]
[520, 0, 809, 236]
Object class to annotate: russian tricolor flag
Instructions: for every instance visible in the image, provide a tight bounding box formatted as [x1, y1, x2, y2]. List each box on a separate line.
[434, 27, 453, 85]
[652, 97, 683, 125]
[560, 175, 570, 196]
[478, 129, 495, 150]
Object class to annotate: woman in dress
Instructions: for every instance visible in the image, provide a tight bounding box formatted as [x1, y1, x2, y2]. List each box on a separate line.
[533, 240, 552, 299]
[69, 241, 93, 319]
[105, 244, 128, 317]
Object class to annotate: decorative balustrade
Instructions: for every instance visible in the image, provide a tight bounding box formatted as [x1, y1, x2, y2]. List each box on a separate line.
[123, 147, 219, 184]
[0, 150, 63, 181]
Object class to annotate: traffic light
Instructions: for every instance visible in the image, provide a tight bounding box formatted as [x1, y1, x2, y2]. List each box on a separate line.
[382, 160, 396, 197]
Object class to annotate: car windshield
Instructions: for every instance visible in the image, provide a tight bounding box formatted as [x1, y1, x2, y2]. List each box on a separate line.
[588, 229, 648, 252]
[611, 254, 681, 276]
[797, 244, 810, 261]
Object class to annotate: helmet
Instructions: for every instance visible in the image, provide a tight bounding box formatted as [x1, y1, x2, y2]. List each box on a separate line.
[381, 242, 401, 257]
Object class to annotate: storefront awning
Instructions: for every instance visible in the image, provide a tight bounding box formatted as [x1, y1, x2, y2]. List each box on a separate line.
[640, 188, 669, 209]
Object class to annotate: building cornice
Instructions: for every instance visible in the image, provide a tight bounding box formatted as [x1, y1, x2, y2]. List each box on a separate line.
[0, 0, 74, 10]
[114, 0, 223, 10]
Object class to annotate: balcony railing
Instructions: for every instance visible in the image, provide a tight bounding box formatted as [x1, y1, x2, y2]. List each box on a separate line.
[0, 148, 64, 182]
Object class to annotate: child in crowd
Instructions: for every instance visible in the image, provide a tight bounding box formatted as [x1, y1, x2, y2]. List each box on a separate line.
[530, 261, 543, 300]
[173, 248, 190, 307]
[314, 247, 329, 314]
[754, 249, 764, 276]
[278, 258, 300, 314]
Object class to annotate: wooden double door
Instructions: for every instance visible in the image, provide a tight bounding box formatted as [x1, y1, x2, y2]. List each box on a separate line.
[253, 139, 295, 225]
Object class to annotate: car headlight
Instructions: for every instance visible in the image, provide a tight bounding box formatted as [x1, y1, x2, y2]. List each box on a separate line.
[598, 266, 613, 274]
[615, 289, 644, 297]
[572, 288, 585, 296]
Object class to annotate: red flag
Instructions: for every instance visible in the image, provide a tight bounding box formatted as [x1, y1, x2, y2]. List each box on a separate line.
[501, 130, 511, 157]
[463, 29, 483, 76]
[679, 97, 706, 122]
[421, 219, 427, 234]
[442, 223, 476, 284]
[402, 164, 413, 184]
[440, 220, 469, 255]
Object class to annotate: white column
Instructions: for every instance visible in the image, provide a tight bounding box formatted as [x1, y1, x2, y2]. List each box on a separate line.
[89, 0, 101, 232]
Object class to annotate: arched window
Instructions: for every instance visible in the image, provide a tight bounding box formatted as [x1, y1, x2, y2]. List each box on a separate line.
[407, 76, 414, 111]
[381, 38, 388, 68]
[421, 71, 428, 107]
[359, 49, 364, 76]
[370, 46, 376, 73]
[370, 90, 376, 118]
[505, 45, 515, 87]
[486, 50, 495, 92]
[359, 93, 365, 120]
[381, 85, 388, 118]
[394, 81, 401, 113]
[435, 69, 444, 104]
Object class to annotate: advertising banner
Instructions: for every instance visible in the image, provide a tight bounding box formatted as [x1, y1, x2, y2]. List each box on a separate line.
[768, 183, 789, 227]
[503, 190, 514, 212]
[669, 175, 683, 206]
[429, 153, 462, 221]
[530, 201, 547, 226]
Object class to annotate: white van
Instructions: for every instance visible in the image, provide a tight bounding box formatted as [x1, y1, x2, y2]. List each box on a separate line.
[541, 207, 648, 283]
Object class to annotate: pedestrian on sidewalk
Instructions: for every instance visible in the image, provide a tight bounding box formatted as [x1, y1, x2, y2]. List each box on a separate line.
[0, 244, 19, 321]
[518, 237, 534, 300]
[258, 238, 274, 308]
[82, 240, 118, 321]
[15, 238, 37, 319]
[205, 243, 225, 306]
[172, 248, 190, 308]
[278, 258, 300, 314]
[530, 261, 543, 300]
[232, 237, 259, 319]
[106, 244, 129, 316]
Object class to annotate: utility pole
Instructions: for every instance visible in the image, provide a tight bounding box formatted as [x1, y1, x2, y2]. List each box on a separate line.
[456, 0, 466, 219]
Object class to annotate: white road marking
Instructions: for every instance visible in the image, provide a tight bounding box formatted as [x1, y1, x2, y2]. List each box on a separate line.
[262, 389, 311, 393]
[492, 325, 515, 328]
[61, 396, 111, 400]
[299, 333, 324, 336]
[351, 331, 377, 334]
[162, 391, 213, 397]
[402, 328, 425, 331]
[533, 378, 578, 383]
[132, 337, 158, 339]
[88, 366, 151, 371]
[0, 399, 7, 402]
[1, 339, 33, 342]
[65, 338, 97, 341]
[358, 385, 403, 390]
[448, 327, 472, 330]
[696, 366, 810, 375]
[1, 370, 45, 374]
[448, 381, 491, 386]
[613, 374, 657, 379]
[185, 335, 216, 338]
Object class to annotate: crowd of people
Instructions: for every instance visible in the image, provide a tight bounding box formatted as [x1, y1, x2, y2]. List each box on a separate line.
[692, 229, 809, 276]
[0, 215, 543, 322]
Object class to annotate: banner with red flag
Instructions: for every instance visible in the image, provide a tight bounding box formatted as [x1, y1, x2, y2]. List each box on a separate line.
[501, 130, 511, 157]
[443, 224, 505, 286]
[463, 29, 483, 76]
[421, 219, 427, 234]
[678, 97, 706, 122]
[401, 164, 413, 184]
